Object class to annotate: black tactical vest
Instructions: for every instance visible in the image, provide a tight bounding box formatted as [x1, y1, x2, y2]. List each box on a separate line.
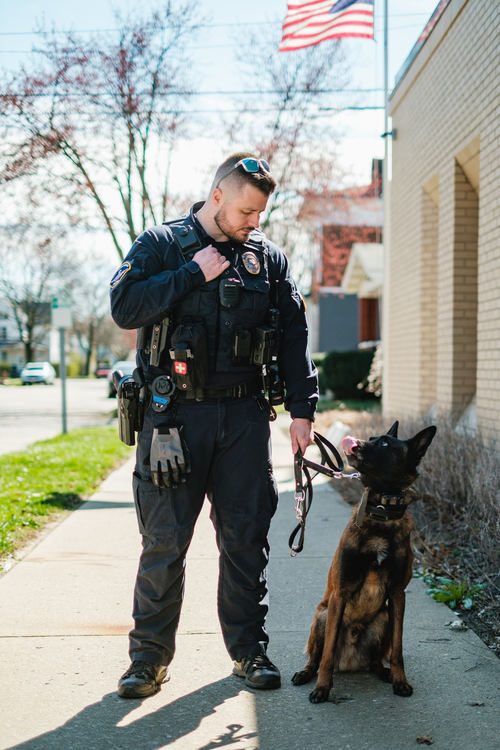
[164, 218, 272, 381]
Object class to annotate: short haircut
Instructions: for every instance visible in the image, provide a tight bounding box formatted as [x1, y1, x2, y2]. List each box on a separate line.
[211, 152, 276, 196]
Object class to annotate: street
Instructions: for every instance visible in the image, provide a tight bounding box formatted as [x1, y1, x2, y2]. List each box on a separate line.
[0, 378, 115, 456]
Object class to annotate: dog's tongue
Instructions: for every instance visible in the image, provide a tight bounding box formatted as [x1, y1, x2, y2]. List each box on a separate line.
[342, 435, 358, 456]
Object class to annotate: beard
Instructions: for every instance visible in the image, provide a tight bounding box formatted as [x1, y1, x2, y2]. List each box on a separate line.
[214, 206, 252, 244]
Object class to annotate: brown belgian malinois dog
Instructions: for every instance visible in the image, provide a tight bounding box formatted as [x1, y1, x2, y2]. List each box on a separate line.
[292, 421, 436, 703]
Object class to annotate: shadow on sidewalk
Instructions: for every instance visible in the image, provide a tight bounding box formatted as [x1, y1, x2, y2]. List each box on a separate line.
[7, 678, 258, 750]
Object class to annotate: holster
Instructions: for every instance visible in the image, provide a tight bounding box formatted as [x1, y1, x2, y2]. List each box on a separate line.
[150, 426, 191, 489]
[114, 368, 145, 446]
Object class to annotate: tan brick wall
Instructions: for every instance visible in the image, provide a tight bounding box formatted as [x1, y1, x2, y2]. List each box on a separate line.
[451, 161, 478, 410]
[386, 0, 500, 443]
[419, 187, 438, 412]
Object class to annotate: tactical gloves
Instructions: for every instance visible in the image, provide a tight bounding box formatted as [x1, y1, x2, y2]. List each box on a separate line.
[150, 426, 191, 488]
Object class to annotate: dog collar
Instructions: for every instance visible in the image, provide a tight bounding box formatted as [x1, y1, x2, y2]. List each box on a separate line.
[356, 488, 414, 525]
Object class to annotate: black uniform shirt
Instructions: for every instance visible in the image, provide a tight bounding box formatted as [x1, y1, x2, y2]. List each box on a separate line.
[110, 203, 318, 420]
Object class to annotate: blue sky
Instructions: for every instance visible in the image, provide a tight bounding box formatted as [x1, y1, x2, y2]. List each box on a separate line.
[1, 0, 439, 188]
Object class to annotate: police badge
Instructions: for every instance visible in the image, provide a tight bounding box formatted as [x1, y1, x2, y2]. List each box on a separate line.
[242, 251, 260, 275]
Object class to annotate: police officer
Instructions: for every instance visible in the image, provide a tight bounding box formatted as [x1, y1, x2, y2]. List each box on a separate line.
[110, 153, 318, 698]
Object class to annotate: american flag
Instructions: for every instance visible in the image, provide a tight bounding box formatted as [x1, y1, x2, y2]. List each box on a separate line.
[279, 0, 374, 52]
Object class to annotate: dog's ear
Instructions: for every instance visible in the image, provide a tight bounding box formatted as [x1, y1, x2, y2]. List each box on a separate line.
[387, 421, 399, 437]
[407, 426, 436, 465]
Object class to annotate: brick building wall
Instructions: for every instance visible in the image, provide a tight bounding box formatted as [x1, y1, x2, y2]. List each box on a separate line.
[386, 0, 499, 442]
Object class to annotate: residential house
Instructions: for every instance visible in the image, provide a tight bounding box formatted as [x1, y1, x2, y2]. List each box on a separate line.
[0, 298, 51, 371]
[302, 159, 383, 353]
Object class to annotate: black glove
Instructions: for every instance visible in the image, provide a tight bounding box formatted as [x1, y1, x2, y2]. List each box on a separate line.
[150, 426, 191, 488]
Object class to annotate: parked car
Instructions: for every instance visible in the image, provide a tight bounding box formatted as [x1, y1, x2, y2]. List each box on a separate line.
[94, 363, 112, 379]
[107, 360, 136, 397]
[21, 361, 56, 385]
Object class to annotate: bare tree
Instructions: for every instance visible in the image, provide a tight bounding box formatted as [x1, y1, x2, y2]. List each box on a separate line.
[0, 228, 73, 363]
[0, 2, 203, 261]
[222, 27, 349, 288]
[69, 255, 116, 375]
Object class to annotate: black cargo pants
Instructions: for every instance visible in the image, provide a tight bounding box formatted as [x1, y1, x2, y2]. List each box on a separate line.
[130, 395, 279, 666]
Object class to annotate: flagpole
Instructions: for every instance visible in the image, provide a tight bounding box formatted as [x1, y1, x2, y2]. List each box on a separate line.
[382, 0, 389, 413]
[383, 0, 389, 155]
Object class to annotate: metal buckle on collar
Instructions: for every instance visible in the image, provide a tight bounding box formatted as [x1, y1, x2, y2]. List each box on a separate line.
[366, 494, 408, 521]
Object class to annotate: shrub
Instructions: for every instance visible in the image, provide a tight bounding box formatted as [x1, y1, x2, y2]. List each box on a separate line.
[322, 349, 377, 400]
[365, 343, 382, 397]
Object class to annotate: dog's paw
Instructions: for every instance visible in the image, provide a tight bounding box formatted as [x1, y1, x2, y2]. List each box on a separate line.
[309, 685, 331, 703]
[292, 669, 315, 686]
[393, 680, 413, 697]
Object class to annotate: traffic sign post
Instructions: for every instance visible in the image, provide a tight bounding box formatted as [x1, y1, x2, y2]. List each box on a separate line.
[51, 297, 72, 435]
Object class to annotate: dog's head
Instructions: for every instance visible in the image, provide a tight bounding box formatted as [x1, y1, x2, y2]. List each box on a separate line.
[342, 421, 436, 493]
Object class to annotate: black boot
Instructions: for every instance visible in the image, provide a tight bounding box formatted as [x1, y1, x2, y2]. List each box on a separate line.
[233, 654, 281, 690]
[117, 660, 169, 699]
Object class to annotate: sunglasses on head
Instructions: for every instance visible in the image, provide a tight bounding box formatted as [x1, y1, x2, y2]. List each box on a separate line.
[216, 157, 271, 187]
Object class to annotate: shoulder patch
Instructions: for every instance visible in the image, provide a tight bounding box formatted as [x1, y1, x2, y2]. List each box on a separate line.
[110, 261, 131, 289]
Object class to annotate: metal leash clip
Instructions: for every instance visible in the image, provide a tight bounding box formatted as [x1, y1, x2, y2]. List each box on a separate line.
[294, 489, 305, 521]
[336, 470, 362, 480]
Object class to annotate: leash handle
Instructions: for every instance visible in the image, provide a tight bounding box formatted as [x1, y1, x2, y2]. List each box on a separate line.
[289, 430, 344, 556]
[300, 431, 344, 477]
[289, 463, 312, 555]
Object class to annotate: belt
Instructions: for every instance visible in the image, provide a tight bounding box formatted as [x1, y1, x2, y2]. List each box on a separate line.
[176, 378, 263, 401]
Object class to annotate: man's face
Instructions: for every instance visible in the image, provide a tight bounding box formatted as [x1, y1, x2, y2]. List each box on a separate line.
[213, 183, 269, 243]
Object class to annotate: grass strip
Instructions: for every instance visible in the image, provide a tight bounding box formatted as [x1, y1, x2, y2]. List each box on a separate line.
[0, 425, 132, 560]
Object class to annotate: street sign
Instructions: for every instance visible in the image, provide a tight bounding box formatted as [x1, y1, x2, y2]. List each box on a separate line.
[51, 297, 72, 329]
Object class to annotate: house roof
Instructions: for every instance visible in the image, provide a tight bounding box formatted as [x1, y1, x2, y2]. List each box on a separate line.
[319, 225, 382, 288]
[342, 243, 384, 298]
[299, 188, 383, 227]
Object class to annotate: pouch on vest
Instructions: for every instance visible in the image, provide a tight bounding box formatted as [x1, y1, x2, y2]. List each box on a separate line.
[169, 320, 208, 397]
[232, 328, 253, 364]
[252, 326, 278, 365]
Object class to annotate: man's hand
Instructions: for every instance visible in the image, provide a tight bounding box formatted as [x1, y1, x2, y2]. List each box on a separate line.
[193, 245, 230, 282]
[290, 418, 314, 455]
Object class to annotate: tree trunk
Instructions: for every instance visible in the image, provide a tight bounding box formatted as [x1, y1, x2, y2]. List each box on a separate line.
[83, 320, 96, 377]
[24, 338, 33, 363]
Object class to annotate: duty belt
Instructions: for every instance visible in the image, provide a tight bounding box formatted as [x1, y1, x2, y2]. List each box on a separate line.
[175, 377, 263, 401]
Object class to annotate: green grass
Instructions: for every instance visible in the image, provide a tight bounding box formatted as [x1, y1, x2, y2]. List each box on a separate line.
[0, 426, 132, 560]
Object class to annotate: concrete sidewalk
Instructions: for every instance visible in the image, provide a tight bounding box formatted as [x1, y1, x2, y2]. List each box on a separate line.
[0, 419, 498, 749]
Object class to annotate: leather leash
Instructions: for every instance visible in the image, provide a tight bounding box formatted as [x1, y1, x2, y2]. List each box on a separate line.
[289, 431, 360, 556]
